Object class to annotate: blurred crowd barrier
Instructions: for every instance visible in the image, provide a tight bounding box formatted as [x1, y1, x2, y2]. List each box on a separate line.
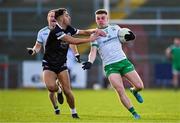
[0, 0, 179, 89]
[0, 57, 173, 89]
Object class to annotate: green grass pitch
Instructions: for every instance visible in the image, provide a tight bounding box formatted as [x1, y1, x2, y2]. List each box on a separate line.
[0, 89, 180, 122]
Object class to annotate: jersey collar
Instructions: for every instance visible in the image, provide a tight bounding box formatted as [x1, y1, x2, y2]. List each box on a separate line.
[56, 22, 63, 29]
[98, 24, 109, 29]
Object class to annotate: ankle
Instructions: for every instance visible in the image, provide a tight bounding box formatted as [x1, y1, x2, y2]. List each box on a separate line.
[71, 108, 77, 114]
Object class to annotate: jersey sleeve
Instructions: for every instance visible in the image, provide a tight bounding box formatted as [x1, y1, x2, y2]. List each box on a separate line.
[36, 31, 43, 44]
[90, 33, 99, 47]
[91, 41, 98, 48]
[115, 24, 122, 31]
[68, 26, 79, 35]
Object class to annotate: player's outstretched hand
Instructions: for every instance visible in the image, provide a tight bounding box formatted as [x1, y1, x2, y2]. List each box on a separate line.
[125, 31, 135, 41]
[26, 48, 36, 55]
[90, 33, 99, 42]
[94, 29, 106, 37]
[82, 62, 92, 70]
[75, 54, 81, 63]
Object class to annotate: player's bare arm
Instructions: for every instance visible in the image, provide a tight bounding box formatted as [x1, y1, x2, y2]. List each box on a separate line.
[165, 47, 172, 59]
[69, 44, 81, 63]
[88, 46, 97, 63]
[69, 44, 79, 55]
[78, 29, 106, 36]
[61, 34, 98, 45]
[82, 46, 97, 70]
[27, 41, 42, 55]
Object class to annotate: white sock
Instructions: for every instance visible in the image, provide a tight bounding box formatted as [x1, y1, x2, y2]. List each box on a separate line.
[71, 108, 77, 114]
[58, 87, 62, 93]
[56, 80, 62, 93]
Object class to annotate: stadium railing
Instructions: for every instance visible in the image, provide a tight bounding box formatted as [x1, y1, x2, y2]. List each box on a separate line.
[1, 7, 180, 40]
[0, 7, 51, 40]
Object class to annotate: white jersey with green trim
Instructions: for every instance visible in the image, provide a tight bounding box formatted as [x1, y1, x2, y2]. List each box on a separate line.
[91, 24, 126, 66]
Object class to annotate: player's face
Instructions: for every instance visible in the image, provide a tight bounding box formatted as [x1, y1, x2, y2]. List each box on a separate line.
[47, 11, 56, 27]
[96, 14, 108, 28]
[62, 11, 71, 26]
[174, 38, 180, 46]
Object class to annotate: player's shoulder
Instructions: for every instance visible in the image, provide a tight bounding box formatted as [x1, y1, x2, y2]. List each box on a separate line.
[107, 24, 121, 31]
[109, 24, 120, 28]
[66, 25, 78, 33]
[169, 44, 176, 49]
[37, 26, 50, 38]
[38, 26, 50, 34]
[170, 44, 180, 50]
[52, 25, 65, 37]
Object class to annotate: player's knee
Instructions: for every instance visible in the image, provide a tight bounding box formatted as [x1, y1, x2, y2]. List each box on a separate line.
[136, 83, 144, 91]
[47, 85, 58, 92]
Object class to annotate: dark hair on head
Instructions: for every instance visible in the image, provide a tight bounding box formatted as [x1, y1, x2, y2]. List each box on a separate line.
[54, 8, 67, 19]
[95, 9, 108, 15]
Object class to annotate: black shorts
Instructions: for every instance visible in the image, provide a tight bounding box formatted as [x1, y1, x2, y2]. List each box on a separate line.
[42, 61, 67, 74]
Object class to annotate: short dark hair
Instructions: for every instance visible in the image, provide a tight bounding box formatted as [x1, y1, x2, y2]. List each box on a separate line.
[95, 9, 108, 15]
[54, 8, 67, 19]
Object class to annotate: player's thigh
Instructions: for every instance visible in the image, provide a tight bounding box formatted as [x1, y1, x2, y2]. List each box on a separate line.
[108, 73, 125, 92]
[43, 70, 57, 88]
[124, 70, 144, 89]
[57, 70, 71, 91]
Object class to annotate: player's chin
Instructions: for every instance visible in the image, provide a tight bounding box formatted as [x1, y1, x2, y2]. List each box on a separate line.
[99, 23, 106, 28]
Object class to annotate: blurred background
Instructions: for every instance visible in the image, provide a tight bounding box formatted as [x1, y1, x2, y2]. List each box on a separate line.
[0, 0, 180, 89]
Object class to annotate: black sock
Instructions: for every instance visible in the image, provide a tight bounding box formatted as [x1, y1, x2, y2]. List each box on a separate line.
[54, 106, 58, 110]
[128, 107, 137, 115]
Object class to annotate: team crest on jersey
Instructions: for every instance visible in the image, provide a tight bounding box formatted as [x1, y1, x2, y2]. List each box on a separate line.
[108, 35, 111, 38]
[56, 32, 63, 37]
[111, 27, 116, 31]
[60, 41, 68, 49]
[104, 29, 108, 34]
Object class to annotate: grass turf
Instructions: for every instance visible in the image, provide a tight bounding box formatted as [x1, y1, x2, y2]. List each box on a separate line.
[0, 89, 180, 122]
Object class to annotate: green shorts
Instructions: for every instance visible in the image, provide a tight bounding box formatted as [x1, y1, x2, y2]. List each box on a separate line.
[104, 59, 135, 77]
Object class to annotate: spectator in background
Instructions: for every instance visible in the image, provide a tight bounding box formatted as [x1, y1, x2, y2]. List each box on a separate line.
[165, 38, 180, 90]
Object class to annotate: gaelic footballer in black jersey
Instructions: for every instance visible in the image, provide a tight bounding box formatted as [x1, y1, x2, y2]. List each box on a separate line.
[42, 23, 79, 74]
